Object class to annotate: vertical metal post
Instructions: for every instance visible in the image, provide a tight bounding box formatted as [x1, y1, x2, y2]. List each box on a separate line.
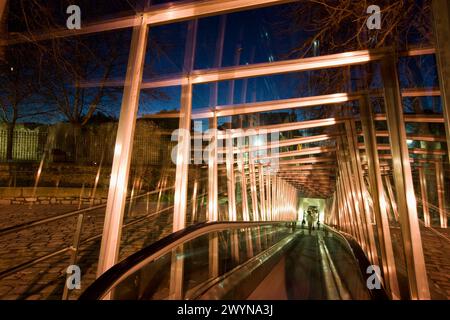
[226, 132, 237, 221]
[207, 16, 225, 222]
[432, 0, 450, 160]
[62, 213, 84, 300]
[345, 120, 379, 266]
[97, 17, 148, 277]
[259, 164, 266, 220]
[208, 116, 218, 221]
[338, 142, 365, 248]
[418, 166, 431, 227]
[238, 147, 249, 221]
[191, 177, 199, 223]
[173, 20, 197, 232]
[435, 161, 447, 228]
[384, 175, 399, 222]
[169, 245, 184, 299]
[249, 150, 259, 221]
[208, 233, 219, 279]
[360, 96, 400, 299]
[381, 56, 430, 299]
[267, 174, 272, 220]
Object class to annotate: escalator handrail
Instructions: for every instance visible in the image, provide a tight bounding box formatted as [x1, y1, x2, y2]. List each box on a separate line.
[323, 225, 389, 300]
[79, 221, 291, 300]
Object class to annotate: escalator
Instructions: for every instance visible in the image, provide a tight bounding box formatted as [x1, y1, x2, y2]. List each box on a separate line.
[80, 222, 388, 300]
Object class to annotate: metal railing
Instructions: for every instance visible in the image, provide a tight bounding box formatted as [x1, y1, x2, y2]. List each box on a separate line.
[0, 185, 176, 299]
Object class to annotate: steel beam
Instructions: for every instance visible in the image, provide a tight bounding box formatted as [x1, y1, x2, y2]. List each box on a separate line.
[432, 0, 450, 161]
[418, 166, 431, 227]
[360, 96, 400, 299]
[435, 161, 448, 228]
[173, 20, 197, 232]
[3, 0, 296, 45]
[381, 56, 430, 299]
[96, 18, 148, 278]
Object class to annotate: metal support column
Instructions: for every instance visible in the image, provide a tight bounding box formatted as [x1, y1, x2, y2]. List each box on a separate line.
[207, 16, 225, 222]
[360, 96, 400, 299]
[435, 161, 447, 228]
[173, 20, 197, 232]
[97, 17, 148, 277]
[418, 166, 431, 227]
[345, 120, 379, 266]
[238, 147, 250, 221]
[249, 150, 259, 221]
[432, 0, 450, 160]
[384, 175, 399, 222]
[226, 132, 237, 221]
[258, 164, 266, 220]
[381, 56, 430, 299]
[208, 116, 218, 222]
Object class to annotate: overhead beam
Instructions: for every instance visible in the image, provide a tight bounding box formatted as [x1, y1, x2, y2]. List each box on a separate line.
[216, 117, 346, 139]
[218, 133, 337, 154]
[257, 146, 335, 160]
[192, 93, 357, 119]
[3, 0, 296, 45]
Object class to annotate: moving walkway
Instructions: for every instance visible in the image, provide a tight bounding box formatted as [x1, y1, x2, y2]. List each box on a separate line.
[80, 222, 388, 300]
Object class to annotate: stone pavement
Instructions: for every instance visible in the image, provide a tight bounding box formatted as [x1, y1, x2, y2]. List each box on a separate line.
[0, 202, 176, 300]
[390, 225, 450, 299]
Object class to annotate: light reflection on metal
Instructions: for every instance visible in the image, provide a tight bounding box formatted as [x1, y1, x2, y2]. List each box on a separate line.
[207, 117, 219, 222]
[237, 143, 250, 221]
[418, 166, 431, 227]
[173, 20, 197, 232]
[226, 131, 237, 221]
[191, 178, 199, 223]
[209, 233, 219, 279]
[216, 117, 345, 140]
[248, 150, 259, 221]
[169, 245, 184, 300]
[97, 18, 148, 279]
[218, 133, 337, 154]
[345, 120, 379, 267]
[202, 93, 353, 118]
[435, 161, 448, 228]
[360, 96, 400, 299]
[258, 164, 267, 221]
[384, 175, 399, 222]
[382, 56, 430, 299]
[4, 0, 297, 46]
[432, 0, 450, 162]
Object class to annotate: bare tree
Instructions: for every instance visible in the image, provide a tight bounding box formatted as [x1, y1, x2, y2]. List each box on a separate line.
[0, 42, 55, 160]
[281, 0, 433, 99]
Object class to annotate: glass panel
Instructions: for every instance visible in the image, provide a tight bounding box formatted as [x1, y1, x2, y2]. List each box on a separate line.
[0, 28, 132, 299]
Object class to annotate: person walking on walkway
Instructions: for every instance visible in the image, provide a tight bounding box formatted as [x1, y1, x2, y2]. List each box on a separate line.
[306, 210, 315, 234]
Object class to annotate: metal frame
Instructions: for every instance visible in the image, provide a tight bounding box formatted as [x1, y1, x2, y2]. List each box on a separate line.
[97, 17, 149, 276]
[432, 0, 450, 161]
[381, 56, 430, 299]
[4, 0, 445, 301]
[360, 96, 400, 299]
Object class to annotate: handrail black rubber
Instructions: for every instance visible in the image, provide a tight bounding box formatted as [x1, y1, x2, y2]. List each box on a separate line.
[79, 221, 289, 300]
[324, 225, 389, 300]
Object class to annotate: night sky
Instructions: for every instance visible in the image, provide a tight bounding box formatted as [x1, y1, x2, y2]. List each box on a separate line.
[4, 0, 440, 125]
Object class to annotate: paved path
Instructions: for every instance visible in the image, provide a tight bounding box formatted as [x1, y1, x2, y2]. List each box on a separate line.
[0, 202, 176, 300]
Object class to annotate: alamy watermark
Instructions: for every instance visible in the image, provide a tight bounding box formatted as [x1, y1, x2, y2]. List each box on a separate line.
[367, 5, 381, 30]
[66, 5, 81, 30]
[66, 265, 81, 290]
[366, 265, 382, 290]
[171, 121, 280, 172]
